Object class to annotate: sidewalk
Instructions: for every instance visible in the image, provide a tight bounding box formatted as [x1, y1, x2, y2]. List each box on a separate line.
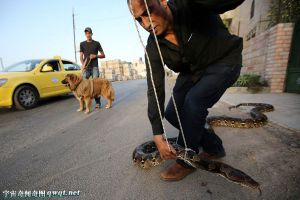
[220, 92, 300, 132]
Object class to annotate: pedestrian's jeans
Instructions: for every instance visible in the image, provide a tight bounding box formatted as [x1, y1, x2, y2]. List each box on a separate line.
[82, 66, 101, 106]
[164, 63, 241, 168]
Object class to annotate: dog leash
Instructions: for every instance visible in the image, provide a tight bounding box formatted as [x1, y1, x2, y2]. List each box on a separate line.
[81, 57, 92, 75]
[78, 57, 92, 101]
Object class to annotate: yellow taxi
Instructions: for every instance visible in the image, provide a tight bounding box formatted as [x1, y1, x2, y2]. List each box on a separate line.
[0, 56, 82, 110]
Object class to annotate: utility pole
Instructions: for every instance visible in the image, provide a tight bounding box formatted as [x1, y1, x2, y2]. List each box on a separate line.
[72, 8, 78, 63]
[0, 57, 4, 71]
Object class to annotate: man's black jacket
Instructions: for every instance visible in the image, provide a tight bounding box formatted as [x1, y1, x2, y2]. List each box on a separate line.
[145, 0, 244, 135]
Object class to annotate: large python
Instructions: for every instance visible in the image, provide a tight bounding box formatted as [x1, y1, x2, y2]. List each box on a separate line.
[133, 103, 274, 193]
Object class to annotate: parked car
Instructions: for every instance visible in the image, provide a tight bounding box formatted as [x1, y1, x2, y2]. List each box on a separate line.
[0, 56, 82, 110]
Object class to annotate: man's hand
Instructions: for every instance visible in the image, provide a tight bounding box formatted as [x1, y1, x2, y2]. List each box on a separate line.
[81, 59, 87, 70]
[89, 54, 97, 60]
[81, 65, 87, 71]
[154, 135, 176, 160]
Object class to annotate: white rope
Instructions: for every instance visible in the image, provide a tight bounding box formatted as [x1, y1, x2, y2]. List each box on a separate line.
[129, 0, 189, 153]
[129, 0, 171, 151]
[142, 0, 188, 149]
[134, 20, 172, 150]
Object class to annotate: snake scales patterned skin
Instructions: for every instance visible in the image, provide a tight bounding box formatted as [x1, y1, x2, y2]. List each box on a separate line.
[132, 103, 274, 193]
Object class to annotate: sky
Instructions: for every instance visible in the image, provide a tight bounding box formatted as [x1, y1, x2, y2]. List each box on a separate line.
[0, 0, 149, 67]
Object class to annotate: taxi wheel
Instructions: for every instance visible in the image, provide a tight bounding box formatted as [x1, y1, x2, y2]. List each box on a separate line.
[13, 85, 39, 110]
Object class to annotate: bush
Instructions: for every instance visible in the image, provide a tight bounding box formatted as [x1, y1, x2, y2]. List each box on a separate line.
[233, 74, 268, 87]
[268, 0, 300, 27]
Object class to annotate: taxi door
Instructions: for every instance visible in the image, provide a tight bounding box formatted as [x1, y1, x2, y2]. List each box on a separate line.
[60, 60, 83, 93]
[35, 60, 66, 97]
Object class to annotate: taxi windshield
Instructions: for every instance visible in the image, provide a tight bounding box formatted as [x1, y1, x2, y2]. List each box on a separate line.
[3, 60, 42, 72]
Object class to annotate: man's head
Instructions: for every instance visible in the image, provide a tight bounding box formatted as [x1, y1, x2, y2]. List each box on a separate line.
[127, 0, 172, 36]
[84, 27, 93, 41]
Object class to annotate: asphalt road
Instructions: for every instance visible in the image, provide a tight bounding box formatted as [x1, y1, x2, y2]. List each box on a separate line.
[0, 79, 299, 200]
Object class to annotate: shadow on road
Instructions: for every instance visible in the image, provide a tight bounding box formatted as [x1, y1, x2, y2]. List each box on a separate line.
[0, 94, 74, 114]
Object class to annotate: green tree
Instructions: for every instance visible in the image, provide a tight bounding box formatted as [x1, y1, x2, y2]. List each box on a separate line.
[268, 0, 300, 27]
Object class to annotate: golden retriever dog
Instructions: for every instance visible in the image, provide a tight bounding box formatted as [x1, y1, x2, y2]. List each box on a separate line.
[62, 74, 115, 114]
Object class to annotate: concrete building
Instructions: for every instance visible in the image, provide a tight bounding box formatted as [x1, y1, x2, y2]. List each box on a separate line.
[123, 62, 133, 80]
[102, 59, 124, 77]
[131, 68, 139, 80]
[100, 58, 147, 81]
[221, 0, 299, 93]
[101, 68, 115, 81]
[221, 0, 271, 40]
[132, 57, 146, 78]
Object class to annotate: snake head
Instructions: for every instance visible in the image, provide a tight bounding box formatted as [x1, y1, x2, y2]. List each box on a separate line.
[176, 149, 198, 168]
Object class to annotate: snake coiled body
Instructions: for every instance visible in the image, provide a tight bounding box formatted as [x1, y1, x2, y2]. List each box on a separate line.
[207, 103, 274, 128]
[133, 103, 274, 192]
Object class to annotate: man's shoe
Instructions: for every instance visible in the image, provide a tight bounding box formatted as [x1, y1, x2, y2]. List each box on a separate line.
[160, 163, 196, 181]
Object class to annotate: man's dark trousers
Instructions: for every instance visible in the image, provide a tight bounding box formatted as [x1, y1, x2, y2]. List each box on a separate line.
[165, 63, 241, 159]
[83, 66, 101, 106]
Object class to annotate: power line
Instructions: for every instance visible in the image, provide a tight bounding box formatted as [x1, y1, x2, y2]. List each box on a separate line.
[72, 8, 77, 63]
[0, 57, 4, 70]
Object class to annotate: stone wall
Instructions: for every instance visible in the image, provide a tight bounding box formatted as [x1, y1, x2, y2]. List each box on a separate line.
[241, 23, 294, 93]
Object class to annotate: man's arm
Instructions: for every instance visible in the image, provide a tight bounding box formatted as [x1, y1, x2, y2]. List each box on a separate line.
[90, 42, 106, 60]
[97, 51, 105, 59]
[98, 42, 105, 59]
[145, 50, 176, 160]
[79, 43, 84, 65]
[145, 53, 165, 136]
[191, 0, 245, 14]
[80, 52, 84, 65]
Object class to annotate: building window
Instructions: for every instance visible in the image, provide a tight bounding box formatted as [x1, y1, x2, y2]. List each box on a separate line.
[250, 0, 255, 19]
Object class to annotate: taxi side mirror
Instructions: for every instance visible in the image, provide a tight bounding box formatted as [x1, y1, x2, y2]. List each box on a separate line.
[42, 65, 54, 72]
